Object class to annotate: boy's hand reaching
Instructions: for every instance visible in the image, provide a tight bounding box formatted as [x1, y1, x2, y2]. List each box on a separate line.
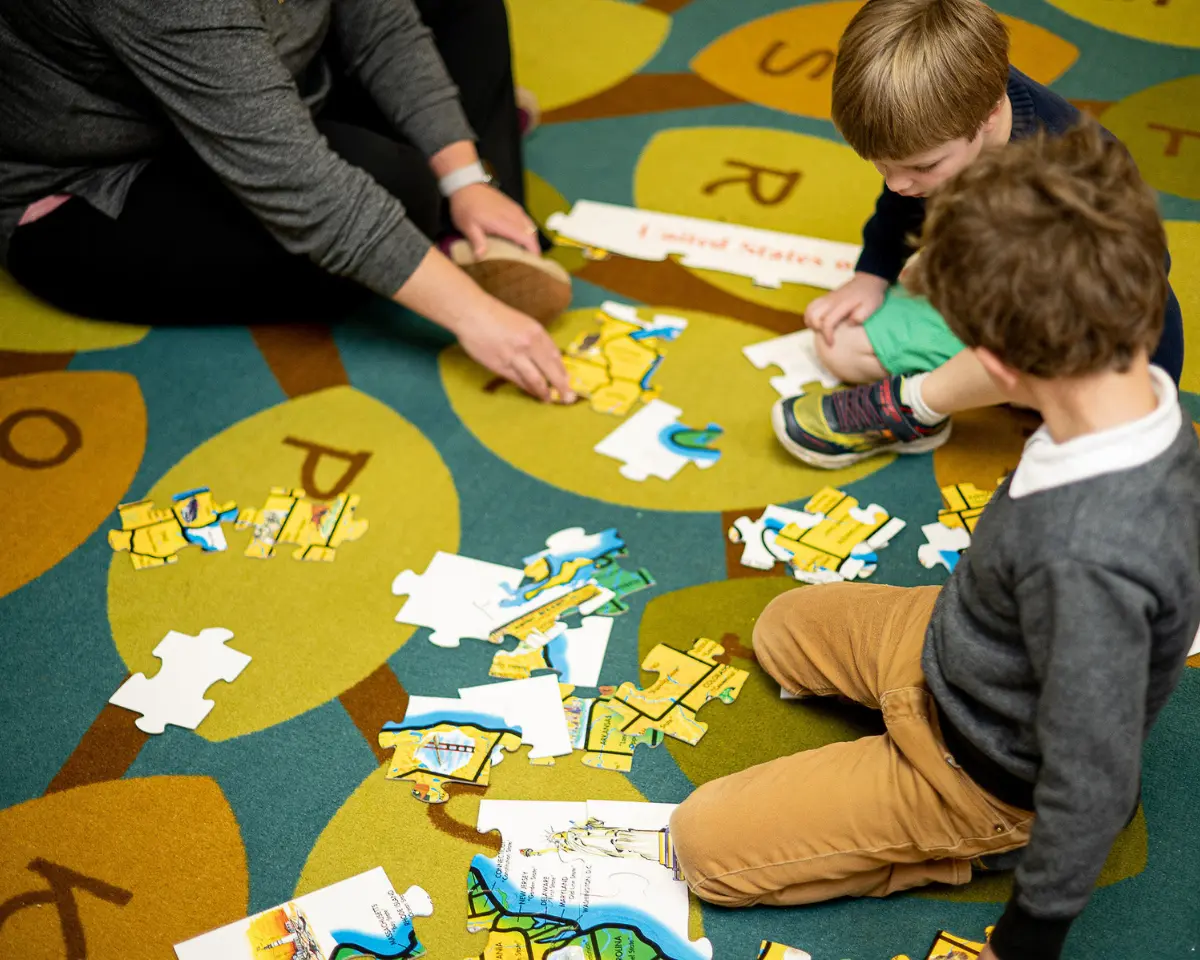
[805, 272, 889, 346]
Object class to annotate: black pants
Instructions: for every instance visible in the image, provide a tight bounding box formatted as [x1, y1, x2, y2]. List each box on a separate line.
[7, 0, 525, 325]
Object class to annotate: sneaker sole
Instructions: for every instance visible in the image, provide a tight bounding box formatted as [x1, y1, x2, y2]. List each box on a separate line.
[770, 399, 952, 469]
[460, 259, 572, 324]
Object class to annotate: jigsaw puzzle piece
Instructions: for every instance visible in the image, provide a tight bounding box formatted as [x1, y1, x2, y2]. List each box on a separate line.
[917, 522, 972, 572]
[468, 798, 712, 960]
[938, 482, 995, 531]
[491, 615, 616, 686]
[728, 504, 821, 571]
[586, 555, 655, 616]
[923, 930, 986, 959]
[393, 551, 525, 648]
[743, 329, 841, 397]
[109, 487, 238, 569]
[612, 638, 748, 746]
[109, 628, 251, 734]
[236, 487, 367, 561]
[483, 581, 613, 645]
[377, 718, 522, 803]
[777, 487, 903, 583]
[459, 675, 574, 761]
[595, 400, 722, 482]
[502, 526, 626, 607]
[565, 694, 664, 772]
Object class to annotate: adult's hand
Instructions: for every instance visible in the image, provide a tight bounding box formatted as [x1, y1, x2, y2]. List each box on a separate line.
[804, 271, 889, 346]
[450, 182, 540, 257]
[392, 247, 573, 403]
[457, 301, 573, 402]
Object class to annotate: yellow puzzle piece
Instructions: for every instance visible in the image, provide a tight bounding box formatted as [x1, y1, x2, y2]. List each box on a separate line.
[486, 582, 604, 645]
[612, 637, 749, 745]
[108, 487, 238, 570]
[937, 482, 995, 533]
[923, 929, 987, 959]
[775, 486, 894, 581]
[235, 486, 367, 561]
[565, 691, 663, 772]
[563, 310, 678, 416]
[377, 721, 522, 803]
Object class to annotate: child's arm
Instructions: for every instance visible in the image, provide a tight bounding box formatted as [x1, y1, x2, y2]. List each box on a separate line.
[856, 186, 927, 283]
[988, 560, 1154, 960]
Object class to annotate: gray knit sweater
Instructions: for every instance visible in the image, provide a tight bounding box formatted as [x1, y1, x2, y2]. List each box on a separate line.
[924, 370, 1200, 960]
[0, 0, 474, 296]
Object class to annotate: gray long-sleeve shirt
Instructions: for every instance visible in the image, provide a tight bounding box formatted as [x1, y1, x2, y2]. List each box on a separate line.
[0, 0, 474, 296]
[924, 368, 1200, 959]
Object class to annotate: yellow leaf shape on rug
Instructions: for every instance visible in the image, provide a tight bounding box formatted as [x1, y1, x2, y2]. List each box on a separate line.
[1045, 0, 1200, 49]
[525, 171, 586, 274]
[505, 0, 670, 113]
[2, 371, 145, 599]
[691, 1, 1077, 122]
[107, 386, 459, 740]
[0, 270, 148, 353]
[443, 307, 891, 512]
[634, 127, 882, 316]
[0, 776, 247, 960]
[1103, 76, 1200, 201]
[1166, 221, 1200, 394]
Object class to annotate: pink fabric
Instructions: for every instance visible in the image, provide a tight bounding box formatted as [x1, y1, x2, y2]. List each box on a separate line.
[18, 195, 71, 226]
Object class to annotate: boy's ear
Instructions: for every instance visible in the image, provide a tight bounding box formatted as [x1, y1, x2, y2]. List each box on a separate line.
[974, 347, 1021, 393]
[981, 97, 1006, 134]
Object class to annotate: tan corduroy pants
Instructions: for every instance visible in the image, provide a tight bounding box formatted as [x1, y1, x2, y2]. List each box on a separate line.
[669, 583, 1033, 907]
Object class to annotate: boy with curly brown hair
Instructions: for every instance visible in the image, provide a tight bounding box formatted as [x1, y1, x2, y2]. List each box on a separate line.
[672, 124, 1200, 960]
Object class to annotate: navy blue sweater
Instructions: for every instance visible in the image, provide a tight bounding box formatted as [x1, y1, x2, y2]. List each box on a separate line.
[856, 67, 1185, 384]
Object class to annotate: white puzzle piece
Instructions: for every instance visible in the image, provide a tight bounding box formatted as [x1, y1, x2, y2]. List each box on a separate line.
[109, 628, 251, 734]
[392, 551, 524, 648]
[917, 521, 972, 572]
[548, 200, 860, 291]
[594, 399, 722, 482]
[743, 330, 841, 398]
[459, 675, 574, 760]
[1190, 623, 1200, 658]
[473, 798, 711, 957]
[728, 504, 821, 571]
[174, 867, 431, 959]
[540, 616, 613, 687]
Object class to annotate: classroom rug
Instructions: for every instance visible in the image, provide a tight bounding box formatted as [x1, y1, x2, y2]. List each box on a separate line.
[1, 1, 1198, 957]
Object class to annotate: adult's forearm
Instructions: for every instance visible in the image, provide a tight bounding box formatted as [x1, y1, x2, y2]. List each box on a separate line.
[391, 246, 494, 335]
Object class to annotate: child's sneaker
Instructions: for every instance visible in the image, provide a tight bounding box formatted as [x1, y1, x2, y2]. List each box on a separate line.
[771, 375, 951, 468]
[446, 236, 571, 323]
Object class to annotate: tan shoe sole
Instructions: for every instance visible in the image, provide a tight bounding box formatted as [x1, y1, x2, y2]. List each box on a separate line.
[451, 238, 572, 323]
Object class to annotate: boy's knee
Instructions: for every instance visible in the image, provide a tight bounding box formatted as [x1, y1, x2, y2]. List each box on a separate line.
[751, 589, 805, 677]
[670, 791, 757, 908]
[815, 324, 886, 384]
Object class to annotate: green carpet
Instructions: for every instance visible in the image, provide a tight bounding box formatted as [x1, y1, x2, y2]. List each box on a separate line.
[1, 1, 1198, 957]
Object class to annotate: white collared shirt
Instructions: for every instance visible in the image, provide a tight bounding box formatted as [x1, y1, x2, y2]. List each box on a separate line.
[1009, 365, 1183, 499]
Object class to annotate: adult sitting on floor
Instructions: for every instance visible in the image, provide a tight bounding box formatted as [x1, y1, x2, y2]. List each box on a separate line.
[0, 0, 573, 401]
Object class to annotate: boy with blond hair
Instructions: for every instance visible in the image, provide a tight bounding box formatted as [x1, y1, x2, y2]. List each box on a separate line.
[671, 125, 1200, 960]
[773, 0, 1184, 467]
